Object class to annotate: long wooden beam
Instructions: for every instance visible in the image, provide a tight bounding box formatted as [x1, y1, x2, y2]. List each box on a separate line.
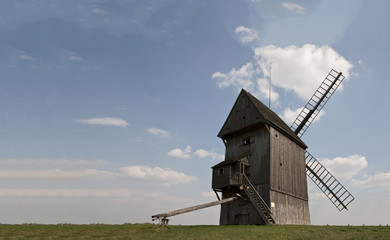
[151, 196, 238, 220]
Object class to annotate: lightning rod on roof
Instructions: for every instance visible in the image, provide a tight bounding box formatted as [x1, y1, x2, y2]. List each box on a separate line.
[269, 63, 272, 109]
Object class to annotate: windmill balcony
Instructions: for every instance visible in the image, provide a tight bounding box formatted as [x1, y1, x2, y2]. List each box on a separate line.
[211, 157, 249, 190]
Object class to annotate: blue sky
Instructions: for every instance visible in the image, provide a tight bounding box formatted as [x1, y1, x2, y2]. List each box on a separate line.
[0, 0, 389, 225]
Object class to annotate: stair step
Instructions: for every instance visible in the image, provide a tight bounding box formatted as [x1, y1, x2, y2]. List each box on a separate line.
[242, 174, 275, 224]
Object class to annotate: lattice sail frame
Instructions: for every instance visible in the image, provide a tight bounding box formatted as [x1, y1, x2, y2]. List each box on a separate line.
[289, 69, 355, 211]
[291, 69, 345, 138]
[306, 152, 355, 211]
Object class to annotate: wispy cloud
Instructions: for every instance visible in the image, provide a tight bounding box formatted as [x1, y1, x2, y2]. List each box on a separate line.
[167, 145, 192, 159]
[147, 128, 170, 138]
[320, 155, 368, 181]
[282, 2, 306, 15]
[0, 169, 114, 179]
[0, 188, 135, 197]
[120, 165, 198, 186]
[235, 26, 260, 44]
[79, 117, 129, 127]
[200, 191, 216, 198]
[0, 1, 206, 39]
[194, 149, 224, 161]
[213, 62, 257, 90]
[69, 55, 85, 62]
[0, 159, 107, 167]
[352, 172, 390, 189]
[92, 7, 107, 14]
[19, 53, 34, 60]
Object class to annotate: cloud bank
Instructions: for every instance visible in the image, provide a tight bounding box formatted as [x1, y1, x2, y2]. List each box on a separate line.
[213, 42, 353, 104]
[79, 117, 129, 127]
[120, 165, 198, 185]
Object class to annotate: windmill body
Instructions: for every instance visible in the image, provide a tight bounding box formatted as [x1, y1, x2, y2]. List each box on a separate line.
[212, 69, 354, 225]
[212, 90, 310, 225]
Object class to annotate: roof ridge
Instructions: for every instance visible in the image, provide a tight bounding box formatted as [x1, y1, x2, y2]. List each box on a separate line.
[242, 89, 307, 148]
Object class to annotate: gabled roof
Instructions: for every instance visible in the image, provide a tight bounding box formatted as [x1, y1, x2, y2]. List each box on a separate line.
[218, 89, 307, 149]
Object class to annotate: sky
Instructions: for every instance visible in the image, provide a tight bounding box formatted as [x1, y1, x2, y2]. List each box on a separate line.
[0, 0, 390, 225]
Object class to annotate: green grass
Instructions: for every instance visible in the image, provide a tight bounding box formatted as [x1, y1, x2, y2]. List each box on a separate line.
[0, 224, 389, 239]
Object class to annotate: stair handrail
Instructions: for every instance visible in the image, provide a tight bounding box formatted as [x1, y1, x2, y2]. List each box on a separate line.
[242, 173, 272, 214]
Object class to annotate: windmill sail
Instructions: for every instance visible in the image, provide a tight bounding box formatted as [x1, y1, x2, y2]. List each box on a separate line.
[290, 69, 354, 211]
[305, 152, 354, 211]
[291, 69, 345, 138]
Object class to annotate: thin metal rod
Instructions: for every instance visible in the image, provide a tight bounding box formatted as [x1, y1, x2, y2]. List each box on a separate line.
[269, 64, 272, 109]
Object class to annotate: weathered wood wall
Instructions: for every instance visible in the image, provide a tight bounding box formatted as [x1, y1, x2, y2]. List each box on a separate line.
[220, 189, 266, 225]
[218, 92, 264, 139]
[216, 90, 310, 225]
[269, 126, 308, 199]
[220, 127, 269, 225]
[269, 126, 310, 224]
[270, 191, 310, 225]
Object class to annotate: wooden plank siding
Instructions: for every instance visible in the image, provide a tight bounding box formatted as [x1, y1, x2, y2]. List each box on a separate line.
[270, 126, 308, 200]
[215, 89, 310, 225]
[269, 126, 310, 224]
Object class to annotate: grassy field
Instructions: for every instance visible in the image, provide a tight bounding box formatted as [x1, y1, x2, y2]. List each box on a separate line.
[0, 224, 389, 239]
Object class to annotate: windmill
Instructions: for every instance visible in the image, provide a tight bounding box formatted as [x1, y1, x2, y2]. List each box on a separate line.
[211, 69, 354, 225]
[152, 69, 354, 226]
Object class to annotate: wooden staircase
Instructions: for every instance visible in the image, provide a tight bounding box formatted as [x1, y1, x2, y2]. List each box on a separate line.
[242, 174, 275, 224]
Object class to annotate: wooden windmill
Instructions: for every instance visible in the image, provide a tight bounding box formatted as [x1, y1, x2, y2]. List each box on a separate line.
[211, 69, 354, 225]
[152, 69, 354, 226]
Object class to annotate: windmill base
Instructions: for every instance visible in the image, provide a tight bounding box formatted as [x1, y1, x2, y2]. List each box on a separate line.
[219, 190, 310, 225]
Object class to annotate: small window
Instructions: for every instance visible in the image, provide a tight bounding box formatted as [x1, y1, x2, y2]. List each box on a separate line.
[243, 138, 251, 146]
[218, 168, 224, 176]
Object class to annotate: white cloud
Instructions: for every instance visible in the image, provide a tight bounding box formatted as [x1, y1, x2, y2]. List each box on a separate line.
[212, 62, 257, 90]
[256, 77, 280, 104]
[120, 165, 198, 185]
[309, 192, 327, 201]
[69, 55, 85, 62]
[92, 7, 107, 14]
[282, 2, 306, 15]
[200, 191, 216, 198]
[235, 26, 260, 44]
[281, 107, 325, 125]
[0, 188, 134, 197]
[352, 172, 390, 189]
[79, 117, 129, 127]
[0, 1, 206, 39]
[194, 149, 224, 161]
[147, 128, 170, 138]
[167, 145, 192, 159]
[0, 169, 114, 179]
[0, 159, 107, 168]
[19, 54, 34, 60]
[213, 44, 353, 103]
[319, 155, 367, 181]
[255, 44, 353, 100]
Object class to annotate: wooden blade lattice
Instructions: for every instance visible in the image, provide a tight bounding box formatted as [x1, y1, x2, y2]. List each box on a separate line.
[306, 151, 355, 211]
[291, 69, 345, 138]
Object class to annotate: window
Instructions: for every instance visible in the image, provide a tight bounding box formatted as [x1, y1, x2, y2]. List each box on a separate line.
[243, 138, 251, 146]
[218, 168, 224, 176]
